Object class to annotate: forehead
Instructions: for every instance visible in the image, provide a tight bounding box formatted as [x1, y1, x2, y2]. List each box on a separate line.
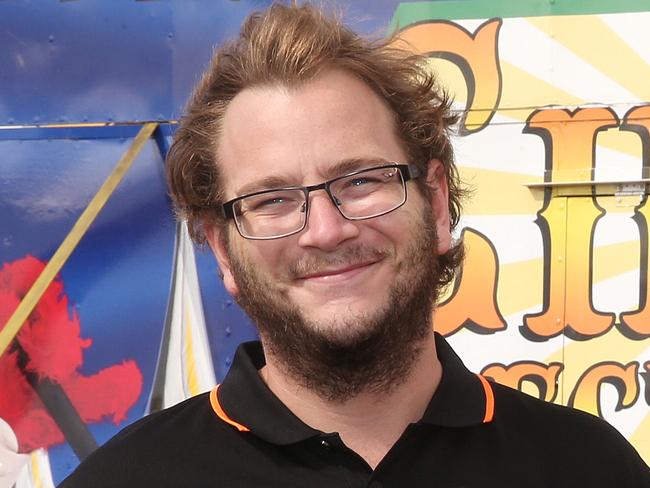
[217, 69, 408, 198]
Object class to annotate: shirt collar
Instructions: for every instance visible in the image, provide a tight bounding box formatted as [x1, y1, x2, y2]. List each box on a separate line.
[420, 333, 494, 427]
[212, 333, 494, 444]
[216, 341, 321, 445]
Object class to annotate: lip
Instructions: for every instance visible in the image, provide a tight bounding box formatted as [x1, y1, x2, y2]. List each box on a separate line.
[297, 261, 378, 283]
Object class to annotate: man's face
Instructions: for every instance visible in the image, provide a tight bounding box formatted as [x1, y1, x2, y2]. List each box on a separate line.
[208, 69, 451, 395]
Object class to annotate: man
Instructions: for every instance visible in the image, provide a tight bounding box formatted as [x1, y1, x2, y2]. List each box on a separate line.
[62, 3, 649, 486]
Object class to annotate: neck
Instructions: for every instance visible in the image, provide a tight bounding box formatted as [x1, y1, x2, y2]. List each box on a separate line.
[259, 332, 441, 469]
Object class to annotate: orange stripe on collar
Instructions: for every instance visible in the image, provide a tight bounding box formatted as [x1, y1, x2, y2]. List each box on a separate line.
[476, 374, 495, 423]
[210, 385, 251, 432]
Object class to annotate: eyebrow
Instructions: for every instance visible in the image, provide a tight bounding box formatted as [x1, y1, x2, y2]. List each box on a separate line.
[236, 175, 295, 196]
[321, 157, 390, 180]
[235, 157, 391, 196]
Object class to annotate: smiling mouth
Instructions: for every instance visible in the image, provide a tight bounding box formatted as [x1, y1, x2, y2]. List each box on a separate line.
[289, 246, 390, 283]
[297, 260, 379, 281]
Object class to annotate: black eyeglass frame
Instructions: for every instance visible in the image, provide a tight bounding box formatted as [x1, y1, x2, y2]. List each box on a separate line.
[221, 163, 422, 240]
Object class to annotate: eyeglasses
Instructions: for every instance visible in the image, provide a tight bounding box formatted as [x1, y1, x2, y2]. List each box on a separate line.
[222, 163, 422, 240]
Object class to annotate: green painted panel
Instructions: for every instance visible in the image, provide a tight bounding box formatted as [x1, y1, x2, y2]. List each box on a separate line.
[392, 0, 650, 29]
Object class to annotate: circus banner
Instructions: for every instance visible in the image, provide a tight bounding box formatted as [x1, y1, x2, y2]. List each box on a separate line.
[391, 1, 650, 463]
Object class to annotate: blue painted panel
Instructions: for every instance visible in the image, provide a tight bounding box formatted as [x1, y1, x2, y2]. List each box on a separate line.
[1, 0, 400, 125]
[0, 1, 402, 483]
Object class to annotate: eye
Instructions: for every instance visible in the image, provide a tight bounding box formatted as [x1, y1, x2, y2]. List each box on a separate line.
[248, 196, 294, 212]
[350, 177, 372, 187]
[257, 197, 286, 207]
[347, 175, 383, 188]
[242, 191, 303, 214]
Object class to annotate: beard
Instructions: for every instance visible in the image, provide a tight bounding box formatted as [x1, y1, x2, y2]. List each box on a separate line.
[226, 210, 441, 403]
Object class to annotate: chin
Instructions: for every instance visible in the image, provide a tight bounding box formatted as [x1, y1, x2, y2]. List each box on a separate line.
[303, 304, 388, 339]
[298, 286, 382, 308]
[301, 301, 376, 326]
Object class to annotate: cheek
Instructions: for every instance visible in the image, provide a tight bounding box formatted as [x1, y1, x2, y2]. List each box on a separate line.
[381, 204, 425, 238]
[242, 240, 291, 276]
[358, 218, 409, 260]
[379, 203, 436, 252]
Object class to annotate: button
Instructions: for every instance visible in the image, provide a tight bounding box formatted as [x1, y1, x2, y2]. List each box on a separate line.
[320, 439, 330, 449]
[368, 481, 383, 488]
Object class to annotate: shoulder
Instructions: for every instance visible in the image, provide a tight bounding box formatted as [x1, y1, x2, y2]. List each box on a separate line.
[59, 392, 244, 487]
[491, 380, 616, 436]
[100, 391, 218, 451]
[489, 380, 623, 444]
[488, 381, 650, 485]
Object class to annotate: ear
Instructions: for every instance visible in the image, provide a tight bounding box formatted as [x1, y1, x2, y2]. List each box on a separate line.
[205, 224, 240, 297]
[425, 160, 452, 256]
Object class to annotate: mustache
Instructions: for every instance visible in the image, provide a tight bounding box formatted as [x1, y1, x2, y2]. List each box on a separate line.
[288, 245, 390, 279]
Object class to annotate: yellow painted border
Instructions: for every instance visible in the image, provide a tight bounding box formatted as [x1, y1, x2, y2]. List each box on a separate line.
[0, 122, 158, 358]
[0, 120, 177, 130]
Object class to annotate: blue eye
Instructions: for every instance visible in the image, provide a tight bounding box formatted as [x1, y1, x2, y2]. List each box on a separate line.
[258, 197, 285, 207]
[250, 196, 294, 212]
[350, 177, 371, 186]
[347, 170, 396, 188]
[242, 191, 304, 215]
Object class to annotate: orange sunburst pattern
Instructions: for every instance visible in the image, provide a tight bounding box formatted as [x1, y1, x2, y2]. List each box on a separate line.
[393, 6, 650, 463]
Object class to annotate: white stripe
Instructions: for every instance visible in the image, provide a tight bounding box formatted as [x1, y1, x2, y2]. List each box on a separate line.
[457, 216, 543, 265]
[499, 18, 638, 104]
[593, 208, 641, 247]
[594, 145, 644, 181]
[13, 449, 55, 488]
[180, 221, 217, 395]
[602, 12, 650, 70]
[454, 113, 545, 176]
[592, 270, 641, 318]
[162, 221, 216, 408]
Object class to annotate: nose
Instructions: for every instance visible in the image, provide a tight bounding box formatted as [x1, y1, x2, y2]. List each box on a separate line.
[297, 191, 359, 251]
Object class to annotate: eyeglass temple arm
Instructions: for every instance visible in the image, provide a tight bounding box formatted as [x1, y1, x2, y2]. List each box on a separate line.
[222, 201, 234, 219]
[404, 163, 422, 182]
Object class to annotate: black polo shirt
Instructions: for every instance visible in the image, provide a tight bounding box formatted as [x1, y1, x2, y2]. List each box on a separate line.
[61, 334, 650, 487]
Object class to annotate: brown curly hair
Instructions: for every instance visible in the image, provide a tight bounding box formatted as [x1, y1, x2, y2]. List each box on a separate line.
[166, 2, 464, 290]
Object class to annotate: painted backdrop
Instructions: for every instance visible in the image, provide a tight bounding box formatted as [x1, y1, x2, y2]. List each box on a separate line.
[1, 0, 649, 485]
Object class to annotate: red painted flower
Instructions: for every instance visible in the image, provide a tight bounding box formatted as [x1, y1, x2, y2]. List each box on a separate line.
[0, 255, 143, 451]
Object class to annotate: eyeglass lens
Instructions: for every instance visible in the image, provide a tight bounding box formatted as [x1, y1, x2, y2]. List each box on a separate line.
[232, 166, 407, 239]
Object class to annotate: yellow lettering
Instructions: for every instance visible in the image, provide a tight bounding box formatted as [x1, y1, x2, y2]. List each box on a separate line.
[619, 106, 650, 338]
[569, 362, 639, 418]
[523, 108, 618, 339]
[394, 19, 502, 134]
[435, 228, 506, 336]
